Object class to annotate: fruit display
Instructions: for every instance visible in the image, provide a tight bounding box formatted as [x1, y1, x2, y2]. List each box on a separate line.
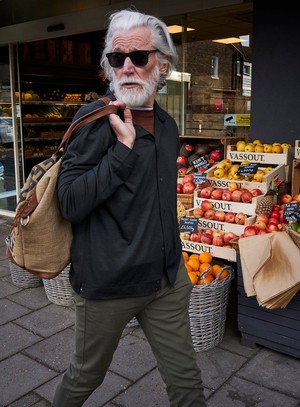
[183, 251, 230, 286]
[177, 141, 224, 176]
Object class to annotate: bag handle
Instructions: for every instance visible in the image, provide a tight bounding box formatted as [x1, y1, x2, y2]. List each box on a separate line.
[57, 97, 118, 152]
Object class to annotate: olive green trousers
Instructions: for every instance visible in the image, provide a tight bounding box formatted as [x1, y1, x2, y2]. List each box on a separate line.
[52, 258, 206, 407]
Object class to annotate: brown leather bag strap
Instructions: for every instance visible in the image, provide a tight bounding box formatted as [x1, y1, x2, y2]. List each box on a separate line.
[57, 97, 118, 152]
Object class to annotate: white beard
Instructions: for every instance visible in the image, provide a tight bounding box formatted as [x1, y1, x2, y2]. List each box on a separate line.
[111, 66, 160, 107]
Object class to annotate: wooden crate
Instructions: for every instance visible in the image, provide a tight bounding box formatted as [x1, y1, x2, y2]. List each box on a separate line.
[181, 239, 236, 262]
[177, 193, 194, 209]
[236, 255, 300, 358]
[205, 161, 286, 194]
[295, 140, 300, 159]
[227, 145, 293, 165]
[291, 159, 300, 196]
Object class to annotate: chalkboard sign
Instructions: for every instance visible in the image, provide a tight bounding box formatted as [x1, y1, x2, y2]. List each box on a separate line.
[179, 217, 198, 233]
[191, 156, 210, 170]
[283, 202, 300, 222]
[237, 163, 259, 176]
[193, 172, 207, 185]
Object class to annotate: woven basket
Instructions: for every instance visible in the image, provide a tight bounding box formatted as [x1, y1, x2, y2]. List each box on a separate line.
[9, 261, 43, 288]
[189, 265, 234, 352]
[283, 224, 300, 249]
[43, 265, 74, 307]
[177, 193, 194, 209]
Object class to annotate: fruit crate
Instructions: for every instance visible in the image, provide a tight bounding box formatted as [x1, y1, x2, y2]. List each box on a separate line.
[193, 193, 264, 216]
[185, 208, 255, 235]
[227, 145, 293, 165]
[204, 161, 286, 194]
[295, 140, 300, 159]
[181, 239, 237, 262]
[291, 159, 300, 196]
[177, 193, 194, 209]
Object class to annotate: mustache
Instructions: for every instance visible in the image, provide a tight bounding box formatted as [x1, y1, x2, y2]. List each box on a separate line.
[117, 77, 147, 86]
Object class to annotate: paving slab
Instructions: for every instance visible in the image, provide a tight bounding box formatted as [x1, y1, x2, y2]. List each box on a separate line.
[0, 298, 31, 324]
[0, 279, 21, 298]
[8, 285, 50, 309]
[0, 322, 42, 360]
[7, 393, 42, 407]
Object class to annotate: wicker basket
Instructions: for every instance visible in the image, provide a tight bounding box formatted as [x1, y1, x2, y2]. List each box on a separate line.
[283, 224, 300, 249]
[177, 193, 194, 209]
[9, 261, 43, 288]
[189, 265, 234, 352]
[43, 265, 74, 307]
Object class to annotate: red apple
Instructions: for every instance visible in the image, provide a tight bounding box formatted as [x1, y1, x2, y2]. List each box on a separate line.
[203, 228, 213, 236]
[251, 188, 263, 197]
[211, 188, 223, 200]
[193, 207, 204, 218]
[223, 231, 238, 244]
[183, 174, 194, 184]
[266, 222, 279, 232]
[281, 194, 292, 204]
[177, 183, 183, 193]
[177, 155, 188, 166]
[257, 230, 267, 234]
[204, 209, 216, 220]
[201, 200, 213, 212]
[201, 232, 213, 245]
[178, 167, 188, 176]
[269, 211, 280, 220]
[222, 189, 232, 201]
[244, 225, 259, 236]
[212, 235, 224, 246]
[268, 217, 279, 225]
[292, 194, 300, 202]
[212, 230, 224, 238]
[256, 213, 269, 224]
[209, 149, 223, 161]
[228, 182, 239, 192]
[190, 232, 202, 242]
[272, 204, 281, 212]
[231, 190, 242, 202]
[241, 189, 253, 203]
[214, 210, 226, 221]
[254, 220, 267, 230]
[183, 182, 196, 194]
[235, 212, 247, 225]
[200, 187, 212, 199]
[225, 212, 236, 223]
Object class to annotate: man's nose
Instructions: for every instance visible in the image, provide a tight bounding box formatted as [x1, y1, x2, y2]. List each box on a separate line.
[122, 56, 135, 73]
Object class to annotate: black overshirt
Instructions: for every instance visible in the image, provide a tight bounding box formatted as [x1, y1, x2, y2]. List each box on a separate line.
[57, 93, 182, 299]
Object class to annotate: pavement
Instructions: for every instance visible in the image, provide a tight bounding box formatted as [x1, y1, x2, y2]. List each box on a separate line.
[0, 215, 299, 407]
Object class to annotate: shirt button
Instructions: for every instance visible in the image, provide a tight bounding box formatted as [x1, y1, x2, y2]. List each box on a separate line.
[159, 177, 163, 182]
[161, 246, 165, 251]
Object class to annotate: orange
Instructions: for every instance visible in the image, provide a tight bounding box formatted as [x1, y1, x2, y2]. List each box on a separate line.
[189, 254, 200, 260]
[198, 252, 213, 264]
[198, 274, 214, 285]
[182, 252, 189, 262]
[188, 271, 200, 285]
[185, 262, 194, 273]
[199, 262, 212, 274]
[211, 264, 223, 278]
[187, 257, 200, 271]
[218, 269, 229, 280]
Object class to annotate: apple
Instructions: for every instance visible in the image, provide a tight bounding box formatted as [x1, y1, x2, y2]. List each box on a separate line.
[266, 222, 279, 232]
[222, 189, 232, 201]
[231, 190, 242, 202]
[235, 212, 247, 225]
[272, 144, 283, 153]
[255, 144, 264, 153]
[263, 144, 273, 153]
[241, 189, 253, 203]
[204, 209, 216, 220]
[228, 181, 239, 192]
[180, 143, 195, 156]
[177, 155, 188, 166]
[203, 228, 213, 236]
[193, 207, 204, 218]
[178, 167, 188, 176]
[183, 174, 194, 184]
[212, 230, 225, 238]
[244, 225, 259, 236]
[201, 200, 213, 212]
[201, 232, 213, 245]
[251, 188, 263, 197]
[214, 210, 226, 221]
[213, 167, 225, 178]
[183, 182, 196, 194]
[270, 211, 280, 220]
[177, 183, 183, 193]
[224, 212, 235, 223]
[256, 213, 269, 224]
[254, 220, 267, 230]
[200, 187, 212, 198]
[257, 230, 267, 234]
[223, 231, 238, 244]
[209, 149, 223, 162]
[236, 140, 246, 152]
[292, 194, 300, 202]
[268, 217, 279, 225]
[190, 232, 202, 242]
[281, 194, 292, 204]
[272, 204, 281, 212]
[212, 235, 224, 246]
[211, 188, 223, 200]
[245, 143, 255, 152]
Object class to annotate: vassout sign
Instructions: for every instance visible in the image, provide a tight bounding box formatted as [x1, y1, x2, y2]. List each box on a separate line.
[224, 114, 250, 127]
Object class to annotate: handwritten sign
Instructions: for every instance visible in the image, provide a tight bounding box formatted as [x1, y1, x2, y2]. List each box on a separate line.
[191, 156, 210, 170]
[179, 217, 198, 233]
[283, 202, 300, 222]
[193, 172, 207, 185]
[237, 163, 259, 176]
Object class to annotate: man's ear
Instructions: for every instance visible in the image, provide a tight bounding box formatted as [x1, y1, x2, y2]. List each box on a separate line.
[160, 62, 168, 75]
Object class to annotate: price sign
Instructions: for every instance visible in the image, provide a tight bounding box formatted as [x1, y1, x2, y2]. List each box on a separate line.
[191, 156, 210, 170]
[193, 172, 207, 185]
[283, 202, 300, 222]
[237, 163, 259, 176]
[179, 217, 198, 233]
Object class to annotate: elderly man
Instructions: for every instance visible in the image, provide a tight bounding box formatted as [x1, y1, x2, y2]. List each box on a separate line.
[52, 8, 206, 407]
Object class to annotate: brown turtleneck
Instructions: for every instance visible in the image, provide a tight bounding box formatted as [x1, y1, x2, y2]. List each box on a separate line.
[130, 109, 154, 134]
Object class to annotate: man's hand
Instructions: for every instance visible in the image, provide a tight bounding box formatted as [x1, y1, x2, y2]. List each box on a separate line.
[108, 101, 136, 149]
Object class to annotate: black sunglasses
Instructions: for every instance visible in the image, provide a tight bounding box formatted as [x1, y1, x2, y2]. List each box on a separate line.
[106, 49, 159, 68]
